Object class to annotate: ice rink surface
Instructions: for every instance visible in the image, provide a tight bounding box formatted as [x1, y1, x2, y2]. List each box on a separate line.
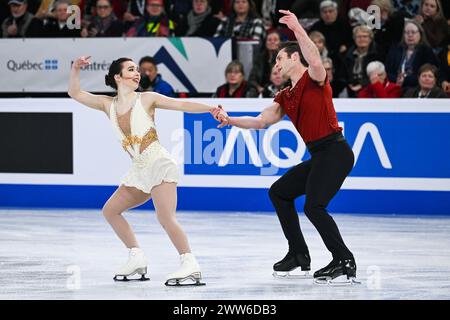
[0, 209, 449, 300]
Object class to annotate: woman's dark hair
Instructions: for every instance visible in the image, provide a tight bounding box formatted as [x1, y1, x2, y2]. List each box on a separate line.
[231, 0, 259, 19]
[105, 57, 133, 90]
[418, 63, 438, 79]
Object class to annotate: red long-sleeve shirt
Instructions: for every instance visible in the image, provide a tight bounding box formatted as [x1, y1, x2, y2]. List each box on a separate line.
[358, 81, 402, 98]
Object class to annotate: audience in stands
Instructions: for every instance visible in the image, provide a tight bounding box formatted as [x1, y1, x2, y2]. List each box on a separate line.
[175, 0, 221, 37]
[138, 56, 175, 97]
[214, 60, 252, 98]
[0, 0, 448, 98]
[214, 0, 266, 43]
[2, 0, 43, 38]
[358, 61, 402, 97]
[81, 0, 124, 37]
[386, 19, 439, 91]
[126, 0, 175, 37]
[309, 0, 353, 57]
[343, 25, 381, 97]
[248, 30, 282, 96]
[261, 64, 288, 98]
[403, 63, 447, 97]
[414, 0, 448, 53]
[39, 0, 81, 37]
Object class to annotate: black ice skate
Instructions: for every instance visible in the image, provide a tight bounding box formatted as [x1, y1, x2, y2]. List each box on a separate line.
[272, 252, 312, 279]
[313, 258, 361, 286]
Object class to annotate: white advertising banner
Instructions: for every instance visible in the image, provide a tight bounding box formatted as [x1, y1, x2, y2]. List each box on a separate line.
[0, 38, 232, 93]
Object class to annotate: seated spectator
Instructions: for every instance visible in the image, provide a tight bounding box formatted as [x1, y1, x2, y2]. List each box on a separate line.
[164, 0, 192, 27]
[343, 25, 381, 97]
[175, 0, 221, 37]
[126, 0, 175, 37]
[81, 0, 124, 37]
[214, 0, 266, 43]
[123, 0, 148, 29]
[309, 30, 329, 60]
[414, 0, 448, 52]
[80, 0, 127, 20]
[2, 0, 43, 38]
[438, 43, 449, 95]
[261, 64, 288, 98]
[39, 0, 81, 37]
[214, 60, 252, 98]
[138, 56, 175, 97]
[371, 0, 408, 62]
[358, 61, 402, 97]
[393, 0, 421, 17]
[386, 19, 439, 90]
[35, 0, 81, 19]
[248, 30, 282, 96]
[323, 57, 347, 97]
[309, 0, 353, 56]
[403, 63, 447, 97]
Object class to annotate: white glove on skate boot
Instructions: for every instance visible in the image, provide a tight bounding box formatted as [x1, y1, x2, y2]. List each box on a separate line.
[114, 247, 149, 281]
[165, 253, 205, 286]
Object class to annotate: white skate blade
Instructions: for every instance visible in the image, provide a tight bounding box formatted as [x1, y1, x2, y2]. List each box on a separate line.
[273, 269, 312, 280]
[114, 267, 150, 282]
[314, 275, 361, 286]
[165, 272, 205, 287]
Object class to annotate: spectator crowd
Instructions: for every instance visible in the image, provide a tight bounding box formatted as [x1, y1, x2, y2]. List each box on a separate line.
[1, 0, 449, 98]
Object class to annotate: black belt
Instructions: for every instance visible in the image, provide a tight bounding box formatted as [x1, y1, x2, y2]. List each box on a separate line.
[306, 131, 345, 153]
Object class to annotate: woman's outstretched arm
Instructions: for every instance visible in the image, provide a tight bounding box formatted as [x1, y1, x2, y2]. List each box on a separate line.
[68, 56, 111, 113]
[142, 92, 215, 113]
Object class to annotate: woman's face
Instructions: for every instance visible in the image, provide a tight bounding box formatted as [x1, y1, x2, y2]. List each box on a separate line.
[419, 70, 436, 90]
[116, 61, 141, 90]
[404, 23, 421, 47]
[311, 36, 325, 53]
[234, 0, 250, 16]
[96, 0, 113, 19]
[422, 0, 438, 18]
[270, 67, 284, 87]
[226, 67, 244, 86]
[266, 32, 281, 51]
[354, 31, 372, 49]
[193, 0, 208, 15]
[146, 0, 163, 16]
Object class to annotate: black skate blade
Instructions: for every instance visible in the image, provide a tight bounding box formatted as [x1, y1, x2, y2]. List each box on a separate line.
[314, 275, 361, 286]
[114, 274, 150, 282]
[164, 278, 206, 287]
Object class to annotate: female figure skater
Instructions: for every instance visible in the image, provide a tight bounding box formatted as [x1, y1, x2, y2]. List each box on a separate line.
[68, 56, 214, 286]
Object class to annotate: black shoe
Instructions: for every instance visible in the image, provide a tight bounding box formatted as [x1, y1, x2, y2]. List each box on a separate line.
[313, 258, 357, 280]
[273, 252, 311, 272]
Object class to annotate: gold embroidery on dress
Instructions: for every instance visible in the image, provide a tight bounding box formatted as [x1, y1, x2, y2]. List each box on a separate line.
[121, 127, 159, 151]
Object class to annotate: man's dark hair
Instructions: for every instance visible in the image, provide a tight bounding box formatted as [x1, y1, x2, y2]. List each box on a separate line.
[278, 41, 309, 67]
[139, 56, 157, 66]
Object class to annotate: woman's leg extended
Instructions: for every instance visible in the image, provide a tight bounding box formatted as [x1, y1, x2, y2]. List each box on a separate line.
[151, 182, 191, 254]
[102, 185, 151, 248]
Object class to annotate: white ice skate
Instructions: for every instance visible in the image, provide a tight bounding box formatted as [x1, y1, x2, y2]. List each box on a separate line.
[165, 253, 205, 286]
[113, 247, 150, 282]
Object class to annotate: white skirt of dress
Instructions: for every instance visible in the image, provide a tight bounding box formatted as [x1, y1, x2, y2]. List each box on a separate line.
[120, 142, 179, 194]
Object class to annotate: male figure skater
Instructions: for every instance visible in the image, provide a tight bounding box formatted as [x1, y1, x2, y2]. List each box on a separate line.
[212, 9, 359, 285]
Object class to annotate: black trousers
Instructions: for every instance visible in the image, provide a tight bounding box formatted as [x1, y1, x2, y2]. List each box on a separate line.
[269, 135, 355, 260]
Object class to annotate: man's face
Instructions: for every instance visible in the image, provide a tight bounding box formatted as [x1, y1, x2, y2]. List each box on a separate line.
[10, 2, 27, 18]
[320, 6, 337, 24]
[193, 0, 208, 15]
[275, 49, 294, 79]
[140, 61, 157, 81]
[56, 3, 70, 22]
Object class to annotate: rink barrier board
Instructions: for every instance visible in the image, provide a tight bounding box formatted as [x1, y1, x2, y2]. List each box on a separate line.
[0, 184, 449, 215]
[0, 98, 449, 215]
